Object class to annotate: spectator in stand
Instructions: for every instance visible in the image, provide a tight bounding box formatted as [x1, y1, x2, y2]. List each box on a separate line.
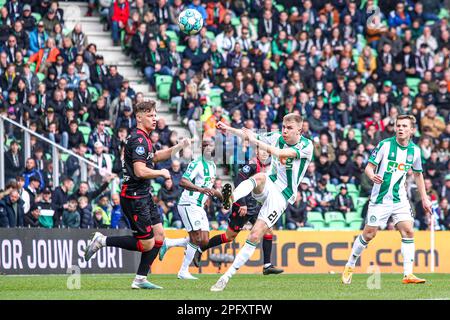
[330, 153, 355, 185]
[62, 199, 80, 228]
[52, 176, 74, 227]
[4, 140, 23, 183]
[78, 195, 93, 229]
[110, 193, 128, 229]
[157, 177, 183, 229]
[24, 203, 43, 228]
[36, 187, 55, 228]
[286, 191, 312, 230]
[142, 38, 171, 89]
[420, 105, 446, 139]
[110, 0, 130, 46]
[0, 188, 24, 228]
[333, 185, 355, 215]
[22, 158, 45, 191]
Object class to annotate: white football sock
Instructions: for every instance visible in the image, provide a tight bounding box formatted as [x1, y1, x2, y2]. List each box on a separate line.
[224, 240, 257, 279]
[165, 237, 189, 249]
[346, 235, 369, 268]
[232, 178, 257, 202]
[179, 242, 198, 273]
[401, 238, 415, 276]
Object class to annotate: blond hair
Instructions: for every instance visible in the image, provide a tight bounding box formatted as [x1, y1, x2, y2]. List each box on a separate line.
[396, 114, 416, 126]
[283, 113, 303, 124]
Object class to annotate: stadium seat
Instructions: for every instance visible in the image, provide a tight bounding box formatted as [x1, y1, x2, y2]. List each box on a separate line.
[104, 126, 113, 137]
[151, 182, 161, 194]
[60, 153, 69, 162]
[166, 30, 179, 44]
[37, 73, 45, 82]
[406, 77, 421, 96]
[206, 31, 216, 40]
[439, 8, 449, 19]
[324, 211, 346, 229]
[209, 88, 223, 107]
[31, 13, 42, 22]
[88, 86, 99, 102]
[156, 76, 172, 101]
[345, 211, 363, 230]
[231, 17, 241, 26]
[78, 126, 91, 144]
[307, 211, 325, 230]
[29, 63, 36, 73]
[155, 75, 172, 88]
[176, 45, 186, 52]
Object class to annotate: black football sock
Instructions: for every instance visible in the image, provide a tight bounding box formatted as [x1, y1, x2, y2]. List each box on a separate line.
[262, 234, 273, 266]
[145, 240, 163, 269]
[137, 250, 154, 277]
[200, 233, 230, 251]
[106, 236, 141, 252]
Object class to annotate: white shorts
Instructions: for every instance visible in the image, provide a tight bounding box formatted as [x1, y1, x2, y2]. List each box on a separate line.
[366, 202, 414, 229]
[252, 178, 288, 229]
[178, 204, 210, 232]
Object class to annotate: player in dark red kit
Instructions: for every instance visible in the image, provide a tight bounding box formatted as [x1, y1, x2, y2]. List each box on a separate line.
[159, 147, 284, 275]
[84, 101, 190, 289]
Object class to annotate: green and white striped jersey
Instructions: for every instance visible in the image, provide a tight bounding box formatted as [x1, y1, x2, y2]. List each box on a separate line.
[257, 132, 314, 204]
[179, 156, 216, 207]
[368, 136, 422, 205]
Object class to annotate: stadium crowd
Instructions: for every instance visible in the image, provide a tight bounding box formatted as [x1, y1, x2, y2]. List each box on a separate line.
[0, 0, 449, 232]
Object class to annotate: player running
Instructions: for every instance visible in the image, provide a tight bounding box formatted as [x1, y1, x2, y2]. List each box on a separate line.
[342, 115, 432, 285]
[210, 113, 313, 291]
[159, 147, 284, 275]
[84, 101, 190, 289]
[170, 139, 223, 280]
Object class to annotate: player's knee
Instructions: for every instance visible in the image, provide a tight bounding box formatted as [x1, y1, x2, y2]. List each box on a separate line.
[253, 173, 266, 185]
[190, 231, 202, 245]
[140, 239, 154, 252]
[200, 239, 209, 248]
[228, 232, 238, 241]
[402, 229, 414, 239]
[363, 230, 376, 242]
[248, 230, 261, 244]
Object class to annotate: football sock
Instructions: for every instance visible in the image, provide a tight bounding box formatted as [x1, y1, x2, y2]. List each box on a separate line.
[137, 250, 154, 276]
[232, 178, 257, 202]
[180, 242, 198, 273]
[224, 240, 257, 279]
[401, 238, 415, 276]
[146, 240, 163, 268]
[165, 237, 189, 249]
[262, 234, 273, 266]
[106, 236, 142, 252]
[200, 233, 230, 251]
[346, 234, 368, 268]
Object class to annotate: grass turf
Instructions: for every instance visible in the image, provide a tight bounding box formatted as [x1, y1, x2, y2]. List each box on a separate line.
[1, 273, 449, 300]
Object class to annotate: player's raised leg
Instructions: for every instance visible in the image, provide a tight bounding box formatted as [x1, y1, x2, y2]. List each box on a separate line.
[159, 236, 189, 261]
[397, 221, 426, 284]
[222, 172, 266, 210]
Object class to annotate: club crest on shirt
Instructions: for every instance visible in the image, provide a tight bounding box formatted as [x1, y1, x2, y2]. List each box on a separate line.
[371, 148, 378, 158]
[407, 154, 413, 162]
[243, 165, 251, 173]
[135, 146, 145, 155]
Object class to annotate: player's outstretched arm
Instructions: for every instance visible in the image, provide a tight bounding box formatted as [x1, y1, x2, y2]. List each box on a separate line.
[216, 121, 248, 140]
[243, 128, 297, 159]
[134, 162, 171, 180]
[153, 138, 192, 163]
[413, 171, 432, 215]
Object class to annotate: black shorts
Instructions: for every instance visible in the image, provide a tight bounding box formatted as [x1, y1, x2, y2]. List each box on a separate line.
[149, 197, 162, 226]
[228, 203, 258, 232]
[120, 195, 154, 240]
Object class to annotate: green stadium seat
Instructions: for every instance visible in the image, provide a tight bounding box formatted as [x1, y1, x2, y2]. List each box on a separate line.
[61, 153, 69, 162]
[104, 126, 113, 137]
[326, 184, 337, 194]
[37, 73, 45, 82]
[78, 126, 91, 144]
[231, 17, 241, 26]
[156, 75, 173, 101]
[151, 182, 161, 194]
[206, 31, 216, 40]
[88, 86, 99, 102]
[31, 13, 42, 22]
[439, 8, 449, 19]
[29, 63, 36, 73]
[209, 88, 223, 107]
[275, 4, 284, 12]
[406, 77, 421, 96]
[324, 211, 346, 229]
[307, 211, 325, 230]
[176, 45, 186, 52]
[345, 211, 363, 224]
[166, 30, 179, 44]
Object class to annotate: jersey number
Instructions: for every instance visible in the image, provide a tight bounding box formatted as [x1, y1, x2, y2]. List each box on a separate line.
[268, 210, 279, 223]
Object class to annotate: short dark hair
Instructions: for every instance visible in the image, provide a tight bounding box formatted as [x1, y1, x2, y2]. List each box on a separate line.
[134, 101, 156, 114]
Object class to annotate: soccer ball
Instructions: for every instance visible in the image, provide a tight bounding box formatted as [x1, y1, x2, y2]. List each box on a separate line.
[178, 9, 203, 35]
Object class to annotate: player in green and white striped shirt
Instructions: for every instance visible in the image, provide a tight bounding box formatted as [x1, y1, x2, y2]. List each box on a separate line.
[169, 139, 222, 280]
[342, 115, 432, 285]
[210, 113, 314, 292]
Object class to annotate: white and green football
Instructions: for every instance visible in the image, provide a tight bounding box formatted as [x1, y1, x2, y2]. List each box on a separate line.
[178, 9, 203, 35]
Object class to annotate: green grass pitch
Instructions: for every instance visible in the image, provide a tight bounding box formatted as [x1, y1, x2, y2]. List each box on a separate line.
[1, 274, 450, 300]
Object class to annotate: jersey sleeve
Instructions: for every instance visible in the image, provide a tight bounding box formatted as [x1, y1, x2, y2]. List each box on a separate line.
[368, 141, 385, 166]
[129, 135, 149, 163]
[412, 147, 423, 172]
[182, 160, 200, 181]
[256, 131, 281, 146]
[294, 139, 313, 160]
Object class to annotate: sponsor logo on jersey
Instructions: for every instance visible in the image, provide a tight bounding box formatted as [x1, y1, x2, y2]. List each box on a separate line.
[371, 148, 378, 158]
[386, 161, 411, 173]
[370, 215, 377, 223]
[135, 146, 145, 155]
[243, 165, 251, 173]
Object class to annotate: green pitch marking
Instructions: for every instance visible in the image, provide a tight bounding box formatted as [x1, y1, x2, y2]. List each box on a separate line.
[1, 274, 449, 300]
